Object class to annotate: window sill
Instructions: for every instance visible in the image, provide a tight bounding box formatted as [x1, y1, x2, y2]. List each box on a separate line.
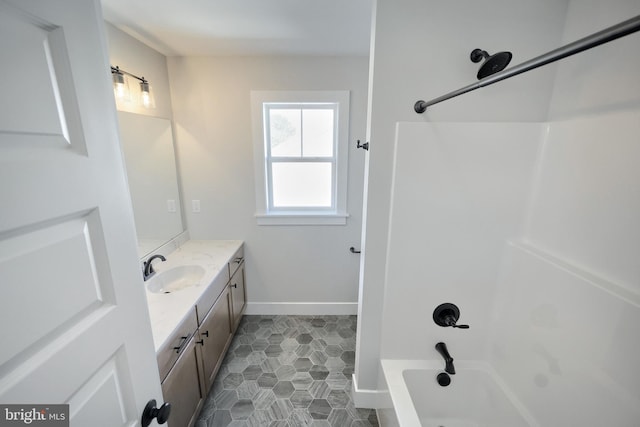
[255, 212, 349, 226]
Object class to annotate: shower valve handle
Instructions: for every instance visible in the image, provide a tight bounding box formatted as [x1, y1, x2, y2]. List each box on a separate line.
[444, 315, 470, 329]
[434, 304, 470, 329]
[452, 323, 470, 329]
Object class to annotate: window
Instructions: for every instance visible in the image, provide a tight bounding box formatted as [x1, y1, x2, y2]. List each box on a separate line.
[251, 91, 350, 225]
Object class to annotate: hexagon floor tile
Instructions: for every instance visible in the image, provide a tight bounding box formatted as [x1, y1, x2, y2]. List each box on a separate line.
[196, 315, 379, 427]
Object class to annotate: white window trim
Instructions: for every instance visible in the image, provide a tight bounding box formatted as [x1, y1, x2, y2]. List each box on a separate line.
[251, 90, 350, 226]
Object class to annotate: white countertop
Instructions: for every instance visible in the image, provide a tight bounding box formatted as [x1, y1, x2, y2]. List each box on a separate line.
[144, 239, 243, 352]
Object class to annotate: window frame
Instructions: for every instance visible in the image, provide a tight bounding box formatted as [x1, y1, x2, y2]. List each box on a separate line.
[251, 91, 350, 225]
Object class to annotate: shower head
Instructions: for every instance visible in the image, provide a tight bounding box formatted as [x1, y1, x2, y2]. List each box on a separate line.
[470, 48, 512, 80]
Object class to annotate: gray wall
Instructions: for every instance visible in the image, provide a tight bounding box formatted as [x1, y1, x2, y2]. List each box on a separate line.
[167, 56, 369, 311]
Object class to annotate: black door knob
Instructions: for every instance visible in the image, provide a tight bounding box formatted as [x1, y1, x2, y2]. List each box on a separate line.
[141, 399, 171, 427]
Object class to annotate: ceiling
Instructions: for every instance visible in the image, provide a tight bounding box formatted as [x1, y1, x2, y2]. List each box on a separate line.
[101, 0, 373, 57]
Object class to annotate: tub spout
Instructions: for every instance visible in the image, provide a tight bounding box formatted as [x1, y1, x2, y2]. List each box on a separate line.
[435, 342, 455, 375]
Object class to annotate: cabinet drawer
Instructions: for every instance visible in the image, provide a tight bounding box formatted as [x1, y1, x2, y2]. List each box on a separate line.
[157, 309, 198, 382]
[228, 245, 244, 278]
[195, 268, 229, 325]
[161, 336, 202, 427]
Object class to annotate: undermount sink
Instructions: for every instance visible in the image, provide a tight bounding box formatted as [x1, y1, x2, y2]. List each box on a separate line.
[147, 265, 206, 294]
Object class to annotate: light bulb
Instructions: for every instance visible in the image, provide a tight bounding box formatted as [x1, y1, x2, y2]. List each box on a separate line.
[141, 89, 151, 108]
[140, 80, 155, 108]
[114, 82, 127, 99]
[112, 69, 130, 102]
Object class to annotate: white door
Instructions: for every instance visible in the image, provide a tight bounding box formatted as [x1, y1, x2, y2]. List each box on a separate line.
[0, 0, 165, 425]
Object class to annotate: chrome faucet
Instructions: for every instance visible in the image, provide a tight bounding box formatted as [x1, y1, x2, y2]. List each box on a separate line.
[435, 342, 455, 375]
[143, 254, 166, 281]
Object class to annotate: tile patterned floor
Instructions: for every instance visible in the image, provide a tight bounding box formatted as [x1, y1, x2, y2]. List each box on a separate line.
[195, 315, 379, 427]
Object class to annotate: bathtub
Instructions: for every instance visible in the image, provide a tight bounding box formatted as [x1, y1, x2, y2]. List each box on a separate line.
[381, 360, 538, 427]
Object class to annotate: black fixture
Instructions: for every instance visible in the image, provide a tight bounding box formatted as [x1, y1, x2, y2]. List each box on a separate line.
[437, 372, 451, 387]
[470, 48, 513, 79]
[356, 140, 369, 150]
[433, 303, 469, 329]
[414, 16, 640, 113]
[143, 254, 166, 281]
[173, 335, 190, 354]
[435, 342, 456, 375]
[141, 399, 170, 427]
[349, 247, 361, 254]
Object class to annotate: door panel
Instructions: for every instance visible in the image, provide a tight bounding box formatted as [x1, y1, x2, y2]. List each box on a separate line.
[0, 0, 163, 424]
[0, 212, 113, 369]
[0, 9, 70, 137]
[67, 350, 134, 426]
[0, 4, 84, 151]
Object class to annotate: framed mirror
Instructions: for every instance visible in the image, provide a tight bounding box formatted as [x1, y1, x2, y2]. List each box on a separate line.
[117, 111, 184, 258]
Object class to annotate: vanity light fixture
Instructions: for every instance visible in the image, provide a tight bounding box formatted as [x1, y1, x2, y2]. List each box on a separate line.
[110, 65, 155, 108]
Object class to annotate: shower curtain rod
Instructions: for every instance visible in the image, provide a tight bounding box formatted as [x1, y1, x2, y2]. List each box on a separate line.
[414, 14, 640, 114]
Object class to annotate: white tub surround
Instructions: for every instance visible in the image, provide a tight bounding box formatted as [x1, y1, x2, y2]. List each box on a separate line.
[144, 239, 242, 351]
[351, 373, 391, 410]
[381, 360, 538, 427]
[380, 122, 543, 362]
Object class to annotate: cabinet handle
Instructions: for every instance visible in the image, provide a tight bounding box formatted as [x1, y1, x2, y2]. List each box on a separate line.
[232, 283, 237, 289]
[196, 339, 204, 346]
[202, 331, 209, 337]
[173, 335, 189, 354]
[233, 257, 243, 264]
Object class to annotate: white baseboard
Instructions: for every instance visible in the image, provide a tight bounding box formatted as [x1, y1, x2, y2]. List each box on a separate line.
[377, 407, 400, 427]
[244, 302, 358, 316]
[350, 374, 391, 409]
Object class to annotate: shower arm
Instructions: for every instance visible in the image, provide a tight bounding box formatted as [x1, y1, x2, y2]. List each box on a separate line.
[414, 14, 640, 113]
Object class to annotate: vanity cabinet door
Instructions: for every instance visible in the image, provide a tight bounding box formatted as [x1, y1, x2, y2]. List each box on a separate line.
[199, 286, 233, 392]
[161, 336, 203, 427]
[230, 262, 246, 331]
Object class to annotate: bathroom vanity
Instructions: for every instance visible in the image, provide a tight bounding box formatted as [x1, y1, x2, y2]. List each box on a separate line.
[145, 240, 246, 427]
[116, 110, 246, 426]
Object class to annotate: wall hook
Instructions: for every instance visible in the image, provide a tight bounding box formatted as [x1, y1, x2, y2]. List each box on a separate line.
[356, 140, 369, 150]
